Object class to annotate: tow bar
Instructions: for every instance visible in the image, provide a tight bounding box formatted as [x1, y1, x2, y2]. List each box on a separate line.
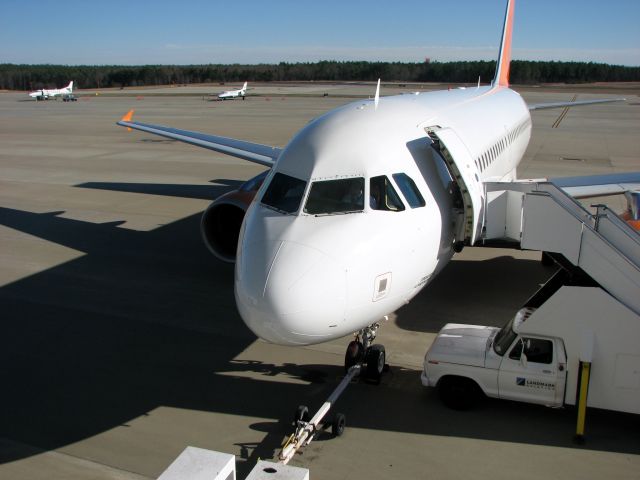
[278, 364, 362, 464]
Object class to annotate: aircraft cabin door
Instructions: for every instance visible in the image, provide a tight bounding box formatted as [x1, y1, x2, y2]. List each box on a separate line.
[425, 127, 484, 245]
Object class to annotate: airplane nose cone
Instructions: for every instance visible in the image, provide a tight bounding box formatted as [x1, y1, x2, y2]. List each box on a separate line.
[236, 239, 346, 345]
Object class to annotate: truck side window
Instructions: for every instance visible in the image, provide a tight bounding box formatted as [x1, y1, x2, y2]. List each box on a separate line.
[523, 338, 553, 364]
[508, 338, 553, 364]
[508, 339, 523, 360]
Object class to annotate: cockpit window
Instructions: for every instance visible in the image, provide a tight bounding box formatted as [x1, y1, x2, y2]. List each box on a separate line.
[393, 173, 425, 208]
[261, 172, 306, 214]
[304, 177, 365, 215]
[370, 175, 405, 212]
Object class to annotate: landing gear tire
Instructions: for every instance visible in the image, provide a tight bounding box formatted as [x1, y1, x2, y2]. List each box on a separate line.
[331, 413, 346, 437]
[293, 405, 310, 425]
[364, 344, 386, 384]
[344, 340, 364, 371]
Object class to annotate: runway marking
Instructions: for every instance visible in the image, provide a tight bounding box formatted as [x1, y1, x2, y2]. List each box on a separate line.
[552, 94, 577, 128]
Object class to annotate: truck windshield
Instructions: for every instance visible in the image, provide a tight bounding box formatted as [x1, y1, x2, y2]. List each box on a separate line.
[493, 317, 517, 356]
[304, 177, 365, 215]
[261, 172, 306, 214]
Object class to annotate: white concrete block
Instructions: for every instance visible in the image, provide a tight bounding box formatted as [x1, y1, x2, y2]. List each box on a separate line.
[246, 460, 309, 480]
[157, 446, 235, 480]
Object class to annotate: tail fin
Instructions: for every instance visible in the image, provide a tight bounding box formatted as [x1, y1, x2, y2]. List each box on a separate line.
[242, 81, 247, 91]
[374, 78, 380, 111]
[67, 81, 74, 92]
[493, 0, 515, 88]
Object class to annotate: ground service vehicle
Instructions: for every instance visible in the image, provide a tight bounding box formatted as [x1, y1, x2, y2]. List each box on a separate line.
[422, 286, 640, 413]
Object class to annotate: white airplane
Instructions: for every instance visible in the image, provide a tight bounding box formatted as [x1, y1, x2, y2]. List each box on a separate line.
[118, 0, 637, 380]
[217, 81, 248, 100]
[29, 81, 74, 101]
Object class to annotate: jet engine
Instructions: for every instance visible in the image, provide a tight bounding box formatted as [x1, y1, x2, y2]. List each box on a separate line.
[200, 171, 268, 263]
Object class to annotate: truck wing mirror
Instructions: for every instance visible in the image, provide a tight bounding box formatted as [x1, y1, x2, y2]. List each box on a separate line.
[520, 352, 528, 368]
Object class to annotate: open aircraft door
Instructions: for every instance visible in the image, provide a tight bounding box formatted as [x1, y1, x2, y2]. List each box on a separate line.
[425, 127, 484, 245]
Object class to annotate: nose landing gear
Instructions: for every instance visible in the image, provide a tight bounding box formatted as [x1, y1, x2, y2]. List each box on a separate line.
[278, 319, 390, 464]
[344, 320, 388, 384]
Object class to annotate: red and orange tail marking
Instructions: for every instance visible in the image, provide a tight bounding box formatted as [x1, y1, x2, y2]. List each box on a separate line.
[494, 0, 516, 88]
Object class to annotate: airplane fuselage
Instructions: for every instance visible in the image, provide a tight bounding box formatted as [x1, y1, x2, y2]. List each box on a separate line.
[235, 85, 532, 345]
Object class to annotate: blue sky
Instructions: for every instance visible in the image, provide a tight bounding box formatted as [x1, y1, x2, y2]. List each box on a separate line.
[1, 0, 639, 65]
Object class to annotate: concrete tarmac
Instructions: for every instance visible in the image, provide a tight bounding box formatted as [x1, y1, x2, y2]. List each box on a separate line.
[0, 84, 639, 480]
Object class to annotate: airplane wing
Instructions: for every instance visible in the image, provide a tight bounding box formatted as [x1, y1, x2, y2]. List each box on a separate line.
[528, 98, 625, 111]
[550, 172, 640, 198]
[117, 110, 280, 167]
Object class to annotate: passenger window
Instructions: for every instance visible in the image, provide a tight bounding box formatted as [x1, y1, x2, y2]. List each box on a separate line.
[304, 177, 365, 215]
[370, 176, 405, 212]
[261, 172, 306, 214]
[392, 173, 425, 208]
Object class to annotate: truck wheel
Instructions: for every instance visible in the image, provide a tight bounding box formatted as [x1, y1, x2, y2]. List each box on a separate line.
[439, 377, 479, 410]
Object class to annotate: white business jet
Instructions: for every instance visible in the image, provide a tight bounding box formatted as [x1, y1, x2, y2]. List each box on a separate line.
[29, 81, 74, 100]
[118, 0, 636, 381]
[217, 81, 248, 100]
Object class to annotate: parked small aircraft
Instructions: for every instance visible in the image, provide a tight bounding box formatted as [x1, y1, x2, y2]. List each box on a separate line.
[29, 81, 74, 101]
[217, 82, 248, 100]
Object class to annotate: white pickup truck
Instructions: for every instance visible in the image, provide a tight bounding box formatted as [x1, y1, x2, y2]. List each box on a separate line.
[421, 286, 640, 413]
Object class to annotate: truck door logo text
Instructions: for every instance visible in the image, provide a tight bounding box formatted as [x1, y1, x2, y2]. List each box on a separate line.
[516, 377, 555, 390]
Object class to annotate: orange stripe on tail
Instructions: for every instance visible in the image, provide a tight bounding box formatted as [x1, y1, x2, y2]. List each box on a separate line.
[494, 0, 515, 88]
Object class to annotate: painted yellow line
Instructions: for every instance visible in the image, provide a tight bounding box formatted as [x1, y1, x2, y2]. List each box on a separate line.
[552, 94, 578, 128]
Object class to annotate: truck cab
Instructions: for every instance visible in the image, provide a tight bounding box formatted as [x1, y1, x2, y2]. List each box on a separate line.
[422, 308, 568, 409]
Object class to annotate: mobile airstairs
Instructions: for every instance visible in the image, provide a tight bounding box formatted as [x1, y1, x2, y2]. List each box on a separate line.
[483, 180, 640, 317]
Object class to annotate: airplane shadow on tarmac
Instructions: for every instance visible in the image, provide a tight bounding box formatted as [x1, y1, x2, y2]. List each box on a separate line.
[395, 253, 557, 334]
[0, 183, 638, 477]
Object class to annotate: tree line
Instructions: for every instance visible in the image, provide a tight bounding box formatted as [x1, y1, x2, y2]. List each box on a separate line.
[1, 61, 638, 90]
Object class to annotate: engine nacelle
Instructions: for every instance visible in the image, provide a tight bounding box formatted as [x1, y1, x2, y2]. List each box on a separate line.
[200, 171, 268, 263]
